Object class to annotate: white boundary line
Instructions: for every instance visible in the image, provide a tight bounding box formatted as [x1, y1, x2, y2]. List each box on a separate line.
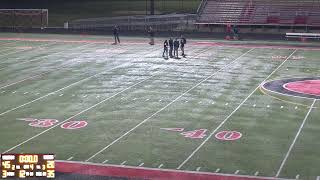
[0, 43, 93, 72]
[85, 48, 255, 162]
[177, 49, 297, 169]
[2, 73, 157, 154]
[0, 41, 55, 59]
[0, 45, 156, 115]
[275, 99, 317, 177]
[0, 41, 58, 65]
[56, 160, 293, 180]
[0, 62, 130, 116]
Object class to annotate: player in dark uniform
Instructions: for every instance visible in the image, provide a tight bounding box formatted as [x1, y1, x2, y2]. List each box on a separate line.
[169, 37, 174, 58]
[180, 35, 186, 58]
[113, 25, 120, 44]
[162, 40, 168, 59]
[173, 38, 180, 59]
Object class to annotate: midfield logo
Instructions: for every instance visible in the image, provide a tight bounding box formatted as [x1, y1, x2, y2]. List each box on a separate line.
[17, 118, 88, 130]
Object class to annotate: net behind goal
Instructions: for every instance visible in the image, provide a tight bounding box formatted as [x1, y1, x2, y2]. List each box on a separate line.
[0, 9, 48, 28]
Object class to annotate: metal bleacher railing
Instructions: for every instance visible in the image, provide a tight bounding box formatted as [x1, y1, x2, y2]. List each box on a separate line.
[67, 14, 197, 31]
[196, 0, 320, 27]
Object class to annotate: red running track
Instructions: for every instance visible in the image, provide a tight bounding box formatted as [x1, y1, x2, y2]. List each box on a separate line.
[56, 161, 280, 180]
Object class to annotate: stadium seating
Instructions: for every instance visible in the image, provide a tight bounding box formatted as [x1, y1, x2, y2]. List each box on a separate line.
[197, 0, 320, 26]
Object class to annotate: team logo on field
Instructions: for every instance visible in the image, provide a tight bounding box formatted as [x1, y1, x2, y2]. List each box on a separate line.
[215, 131, 242, 141]
[17, 118, 88, 130]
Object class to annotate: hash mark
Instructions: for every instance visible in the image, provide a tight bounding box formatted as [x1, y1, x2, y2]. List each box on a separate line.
[196, 167, 201, 171]
[254, 171, 259, 176]
[225, 103, 229, 106]
[83, 95, 87, 98]
[158, 164, 163, 168]
[145, 99, 149, 101]
[296, 174, 300, 179]
[235, 170, 239, 174]
[12, 91, 16, 94]
[133, 98, 137, 101]
[24, 92, 29, 95]
[139, 163, 144, 167]
[253, 104, 256, 107]
[120, 161, 126, 166]
[281, 106, 284, 109]
[102, 160, 109, 164]
[59, 94, 64, 97]
[67, 156, 73, 161]
[215, 168, 220, 173]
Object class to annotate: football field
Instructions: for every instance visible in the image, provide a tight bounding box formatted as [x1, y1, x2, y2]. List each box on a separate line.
[0, 33, 319, 180]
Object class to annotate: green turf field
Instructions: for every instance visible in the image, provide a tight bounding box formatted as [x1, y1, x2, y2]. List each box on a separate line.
[0, 33, 319, 180]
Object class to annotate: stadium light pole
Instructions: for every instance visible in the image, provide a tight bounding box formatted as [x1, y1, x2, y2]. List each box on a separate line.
[150, 0, 155, 15]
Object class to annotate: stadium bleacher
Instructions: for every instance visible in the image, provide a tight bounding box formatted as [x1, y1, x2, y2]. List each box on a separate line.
[197, 0, 320, 26]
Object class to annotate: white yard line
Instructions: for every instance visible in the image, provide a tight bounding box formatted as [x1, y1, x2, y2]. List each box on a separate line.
[0, 45, 157, 116]
[3, 43, 93, 68]
[0, 62, 129, 117]
[275, 99, 317, 177]
[3, 74, 156, 154]
[0, 43, 93, 90]
[0, 42, 55, 59]
[177, 49, 297, 170]
[85, 48, 255, 162]
[139, 163, 144, 167]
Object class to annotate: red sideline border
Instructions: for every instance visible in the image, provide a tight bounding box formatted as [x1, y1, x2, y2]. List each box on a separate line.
[56, 160, 291, 180]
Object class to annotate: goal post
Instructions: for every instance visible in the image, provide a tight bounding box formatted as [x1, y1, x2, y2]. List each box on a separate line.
[0, 9, 48, 28]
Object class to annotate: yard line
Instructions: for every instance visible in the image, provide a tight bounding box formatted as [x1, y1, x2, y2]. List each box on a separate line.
[85, 48, 255, 162]
[158, 164, 164, 168]
[102, 160, 109, 164]
[275, 99, 317, 177]
[0, 41, 55, 59]
[3, 73, 156, 154]
[0, 43, 93, 90]
[196, 167, 201, 171]
[215, 168, 220, 173]
[235, 170, 240, 174]
[0, 45, 157, 116]
[139, 163, 144, 167]
[120, 161, 127, 165]
[67, 156, 73, 161]
[5, 43, 91, 67]
[0, 62, 130, 117]
[177, 49, 297, 170]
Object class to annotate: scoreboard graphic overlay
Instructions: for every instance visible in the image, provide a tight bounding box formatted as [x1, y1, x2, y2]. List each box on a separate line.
[1, 154, 55, 178]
